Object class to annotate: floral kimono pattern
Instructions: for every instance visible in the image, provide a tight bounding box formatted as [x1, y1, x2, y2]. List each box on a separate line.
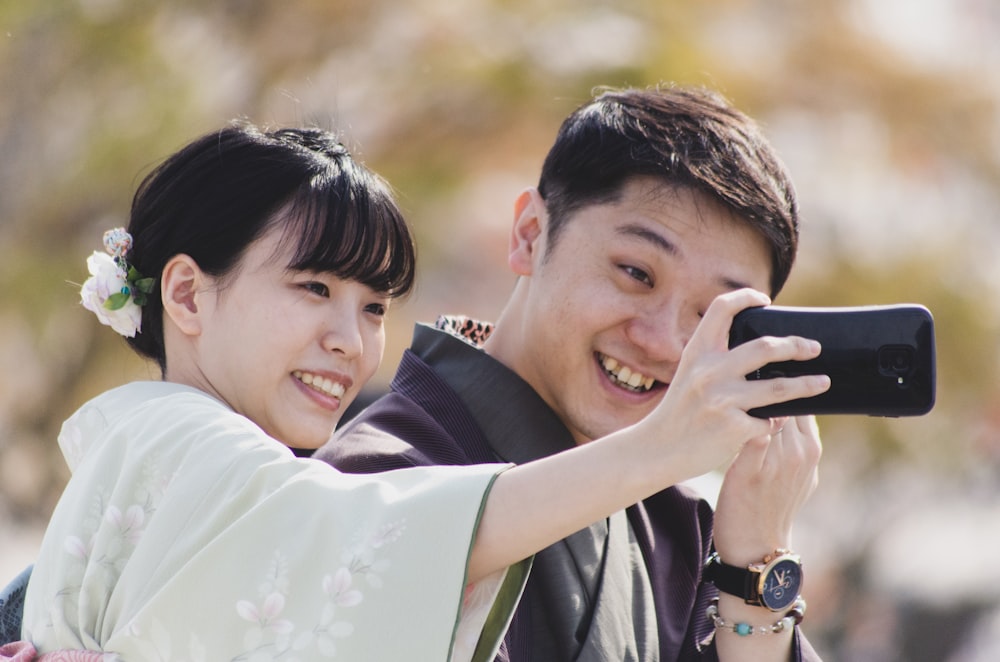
[22, 382, 527, 661]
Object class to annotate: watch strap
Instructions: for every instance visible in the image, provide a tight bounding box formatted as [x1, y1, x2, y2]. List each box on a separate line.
[704, 553, 755, 601]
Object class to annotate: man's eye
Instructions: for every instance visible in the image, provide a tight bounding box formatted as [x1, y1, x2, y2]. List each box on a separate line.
[622, 265, 652, 286]
[303, 282, 329, 297]
[365, 303, 387, 317]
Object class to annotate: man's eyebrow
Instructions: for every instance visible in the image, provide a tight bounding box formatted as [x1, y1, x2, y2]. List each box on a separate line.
[615, 223, 677, 256]
[614, 222, 758, 291]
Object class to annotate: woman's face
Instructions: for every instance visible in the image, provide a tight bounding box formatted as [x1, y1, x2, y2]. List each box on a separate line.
[187, 226, 389, 449]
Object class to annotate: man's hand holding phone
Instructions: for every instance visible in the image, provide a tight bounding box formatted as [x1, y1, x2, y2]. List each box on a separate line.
[635, 289, 832, 484]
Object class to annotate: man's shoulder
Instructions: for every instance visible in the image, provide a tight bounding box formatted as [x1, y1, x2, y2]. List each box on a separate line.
[315, 391, 477, 472]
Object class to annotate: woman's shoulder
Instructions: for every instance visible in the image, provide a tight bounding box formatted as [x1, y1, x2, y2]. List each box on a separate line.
[69, 381, 235, 435]
[87, 380, 224, 410]
[59, 381, 265, 469]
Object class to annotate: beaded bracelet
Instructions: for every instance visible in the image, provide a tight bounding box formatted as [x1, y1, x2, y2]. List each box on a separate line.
[706, 597, 807, 636]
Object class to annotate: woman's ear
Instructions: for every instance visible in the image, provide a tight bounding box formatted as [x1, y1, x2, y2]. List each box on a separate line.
[508, 188, 547, 277]
[161, 254, 206, 337]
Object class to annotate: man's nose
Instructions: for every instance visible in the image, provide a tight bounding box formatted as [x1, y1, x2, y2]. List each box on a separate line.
[625, 303, 697, 363]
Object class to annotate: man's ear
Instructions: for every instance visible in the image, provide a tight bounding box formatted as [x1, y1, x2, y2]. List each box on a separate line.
[161, 254, 207, 337]
[509, 188, 547, 276]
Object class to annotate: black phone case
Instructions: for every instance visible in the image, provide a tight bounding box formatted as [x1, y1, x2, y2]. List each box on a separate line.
[728, 304, 936, 418]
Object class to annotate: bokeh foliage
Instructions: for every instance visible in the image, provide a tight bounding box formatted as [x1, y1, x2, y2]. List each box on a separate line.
[2, 1, 1000, 658]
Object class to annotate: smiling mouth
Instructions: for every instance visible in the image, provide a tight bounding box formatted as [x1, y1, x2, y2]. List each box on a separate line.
[597, 353, 658, 393]
[292, 370, 346, 399]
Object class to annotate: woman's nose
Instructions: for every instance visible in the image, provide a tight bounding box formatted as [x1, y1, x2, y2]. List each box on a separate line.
[320, 309, 364, 358]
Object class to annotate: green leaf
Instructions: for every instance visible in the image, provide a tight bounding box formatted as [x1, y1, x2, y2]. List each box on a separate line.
[133, 277, 155, 294]
[104, 292, 130, 310]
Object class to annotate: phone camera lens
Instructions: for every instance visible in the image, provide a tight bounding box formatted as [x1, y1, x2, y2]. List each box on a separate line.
[878, 345, 915, 377]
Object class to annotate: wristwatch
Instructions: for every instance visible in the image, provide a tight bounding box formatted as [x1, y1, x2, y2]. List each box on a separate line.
[703, 549, 803, 612]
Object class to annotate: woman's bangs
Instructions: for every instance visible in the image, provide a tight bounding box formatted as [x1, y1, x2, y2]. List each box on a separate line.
[283, 184, 415, 298]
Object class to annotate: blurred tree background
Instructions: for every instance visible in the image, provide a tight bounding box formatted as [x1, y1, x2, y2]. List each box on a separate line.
[2, 1, 1000, 659]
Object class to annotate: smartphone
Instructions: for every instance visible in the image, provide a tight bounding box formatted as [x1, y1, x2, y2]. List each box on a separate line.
[728, 304, 936, 418]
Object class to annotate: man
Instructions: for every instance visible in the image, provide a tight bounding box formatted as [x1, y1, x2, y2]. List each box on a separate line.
[315, 85, 824, 661]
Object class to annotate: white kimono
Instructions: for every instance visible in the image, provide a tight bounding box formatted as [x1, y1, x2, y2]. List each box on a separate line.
[23, 382, 527, 661]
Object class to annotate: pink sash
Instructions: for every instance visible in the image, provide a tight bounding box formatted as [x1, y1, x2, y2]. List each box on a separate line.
[0, 642, 105, 661]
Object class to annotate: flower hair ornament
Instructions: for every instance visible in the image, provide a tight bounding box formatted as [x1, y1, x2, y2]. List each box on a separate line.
[79, 228, 155, 337]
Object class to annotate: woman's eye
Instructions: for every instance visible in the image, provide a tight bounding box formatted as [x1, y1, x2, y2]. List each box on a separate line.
[365, 302, 387, 317]
[621, 265, 653, 287]
[303, 282, 329, 297]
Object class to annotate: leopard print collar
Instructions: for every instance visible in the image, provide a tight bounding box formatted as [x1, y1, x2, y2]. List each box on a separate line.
[434, 314, 494, 348]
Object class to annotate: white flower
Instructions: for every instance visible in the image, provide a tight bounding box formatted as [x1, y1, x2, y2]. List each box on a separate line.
[80, 251, 143, 337]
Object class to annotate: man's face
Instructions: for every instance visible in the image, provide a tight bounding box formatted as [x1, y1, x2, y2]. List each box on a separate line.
[494, 177, 773, 444]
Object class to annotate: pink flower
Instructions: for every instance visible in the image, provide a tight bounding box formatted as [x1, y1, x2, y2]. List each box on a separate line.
[105, 504, 146, 544]
[236, 593, 294, 633]
[64, 535, 92, 561]
[323, 568, 363, 607]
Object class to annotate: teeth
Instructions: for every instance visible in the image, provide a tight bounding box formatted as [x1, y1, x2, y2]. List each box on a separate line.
[293, 370, 346, 398]
[599, 354, 656, 393]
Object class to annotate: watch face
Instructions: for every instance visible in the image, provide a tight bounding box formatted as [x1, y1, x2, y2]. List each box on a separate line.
[759, 557, 803, 611]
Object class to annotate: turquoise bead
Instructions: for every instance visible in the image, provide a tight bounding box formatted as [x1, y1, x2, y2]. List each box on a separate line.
[735, 622, 753, 636]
